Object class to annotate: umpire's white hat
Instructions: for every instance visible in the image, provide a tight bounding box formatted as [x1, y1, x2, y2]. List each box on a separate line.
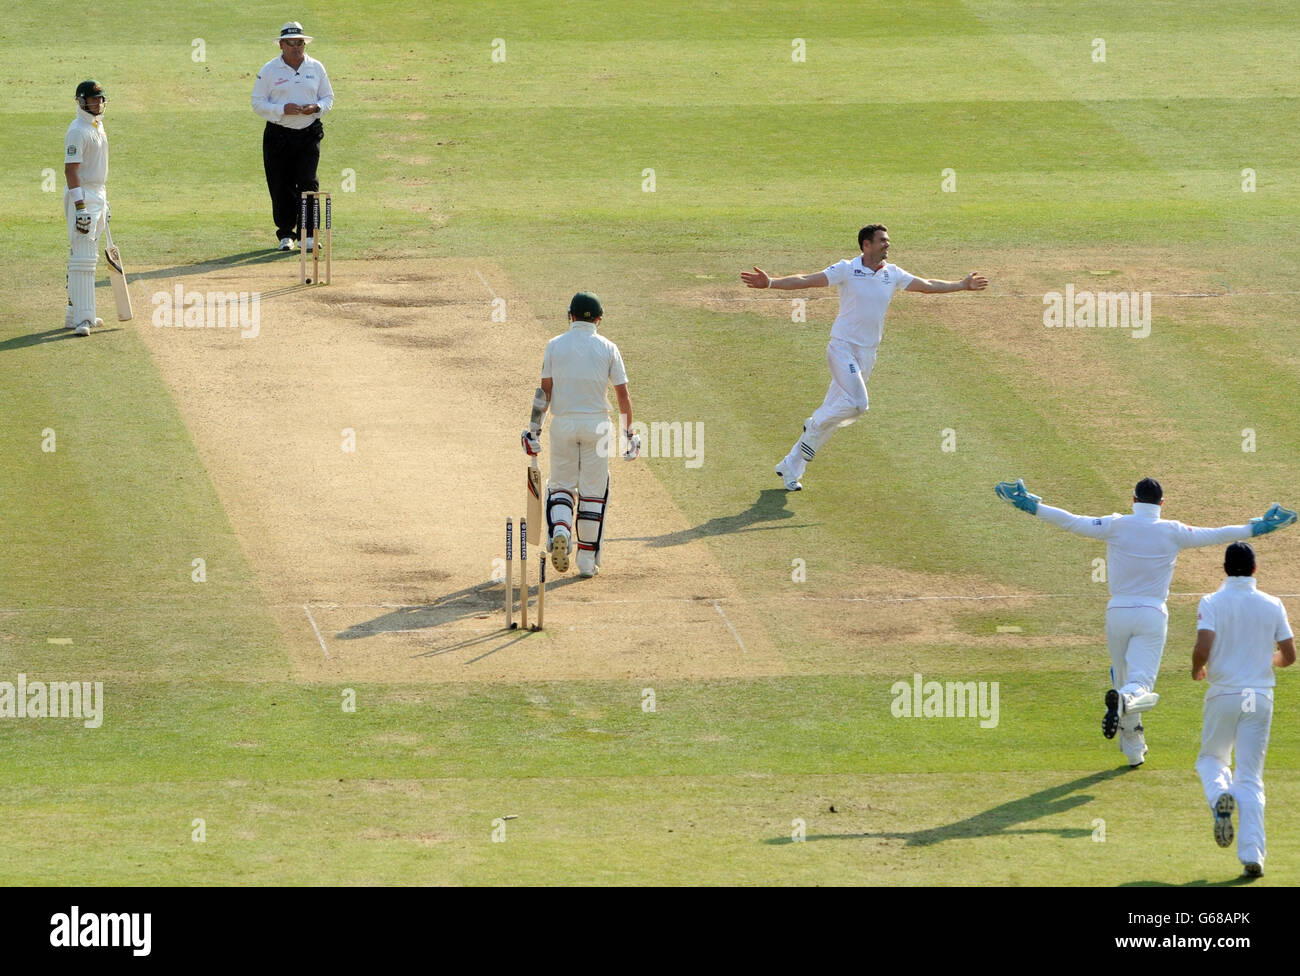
[276, 22, 313, 43]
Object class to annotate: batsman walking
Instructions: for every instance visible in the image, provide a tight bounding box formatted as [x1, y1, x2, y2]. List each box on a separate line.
[742, 224, 986, 490]
[522, 292, 638, 579]
[995, 476, 1297, 767]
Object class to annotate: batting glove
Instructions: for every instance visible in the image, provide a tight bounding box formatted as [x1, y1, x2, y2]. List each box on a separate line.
[74, 203, 91, 234]
[521, 430, 542, 457]
[994, 478, 1040, 515]
[1251, 503, 1297, 537]
[622, 430, 641, 461]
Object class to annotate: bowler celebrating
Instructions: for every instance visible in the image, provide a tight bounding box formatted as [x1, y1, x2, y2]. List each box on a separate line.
[742, 224, 986, 490]
[995, 476, 1297, 767]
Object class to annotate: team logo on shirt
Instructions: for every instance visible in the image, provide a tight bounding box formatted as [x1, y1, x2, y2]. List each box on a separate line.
[67, 146, 76, 156]
[882, 270, 891, 282]
[1093, 518, 1102, 525]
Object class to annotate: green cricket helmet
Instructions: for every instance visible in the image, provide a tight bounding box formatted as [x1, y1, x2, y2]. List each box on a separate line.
[569, 291, 603, 321]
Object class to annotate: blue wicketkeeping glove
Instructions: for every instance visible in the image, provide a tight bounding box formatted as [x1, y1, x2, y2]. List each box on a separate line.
[1251, 503, 1297, 536]
[994, 478, 1040, 515]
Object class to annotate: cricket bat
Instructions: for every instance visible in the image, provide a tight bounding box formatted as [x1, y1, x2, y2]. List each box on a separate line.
[526, 457, 542, 547]
[104, 225, 133, 321]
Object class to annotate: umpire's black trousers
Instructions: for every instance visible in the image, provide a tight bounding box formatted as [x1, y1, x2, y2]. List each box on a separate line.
[263, 118, 323, 241]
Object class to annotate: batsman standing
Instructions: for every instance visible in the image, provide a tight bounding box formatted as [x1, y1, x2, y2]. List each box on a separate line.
[1191, 542, 1294, 878]
[995, 476, 1297, 767]
[522, 292, 638, 579]
[63, 80, 111, 337]
[742, 224, 987, 490]
[251, 22, 334, 251]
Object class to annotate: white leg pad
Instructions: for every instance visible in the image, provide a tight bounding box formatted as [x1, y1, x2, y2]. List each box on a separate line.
[67, 254, 98, 326]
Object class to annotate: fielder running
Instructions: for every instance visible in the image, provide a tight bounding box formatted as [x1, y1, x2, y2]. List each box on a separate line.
[1192, 542, 1294, 879]
[62, 80, 111, 337]
[741, 224, 987, 490]
[995, 476, 1297, 766]
[522, 292, 639, 578]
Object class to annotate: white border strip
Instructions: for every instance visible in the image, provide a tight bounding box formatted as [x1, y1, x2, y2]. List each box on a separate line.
[303, 604, 331, 659]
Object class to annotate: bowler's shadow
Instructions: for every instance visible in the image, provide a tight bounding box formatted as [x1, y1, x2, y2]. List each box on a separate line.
[767, 768, 1127, 847]
[614, 488, 810, 548]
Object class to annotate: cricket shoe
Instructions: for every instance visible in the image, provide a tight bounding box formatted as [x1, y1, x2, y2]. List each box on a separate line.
[72, 320, 95, 337]
[1120, 725, 1147, 767]
[1213, 792, 1235, 848]
[1122, 690, 1160, 715]
[1102, 689, 1119, 739]
[1243, 862, 1263, 878]
[550, 532, 570, 574]
[775, 462, 802, 492]
[304, 236, 315, 252]
[65, 314, 103, 330]
[277, 238, 295, 251]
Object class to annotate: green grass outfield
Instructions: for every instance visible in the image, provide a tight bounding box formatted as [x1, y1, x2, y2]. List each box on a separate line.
[1, 0, 1298, 885]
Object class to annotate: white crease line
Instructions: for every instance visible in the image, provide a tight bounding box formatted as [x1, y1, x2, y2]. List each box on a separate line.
[731, 291, 1300, 301]
[9, 591, 1296, 616]
[474, 269, 497, 300]
[303, 605, 331, 659]
[713, 601, 747, 655]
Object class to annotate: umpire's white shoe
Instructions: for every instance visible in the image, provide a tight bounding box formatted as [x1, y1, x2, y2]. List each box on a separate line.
[304, 236, 315, 252]
[1120, 725, 1147, 767]
[550, 531, 569, 574]
[1213, 792, 1235, 848]
[278, 237, 295, 251]
[775, 462, 802, 492]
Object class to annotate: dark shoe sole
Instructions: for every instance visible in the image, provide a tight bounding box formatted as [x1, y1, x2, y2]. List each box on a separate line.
[1214, 793, 1235, 849]
[1103, 689, 1119, 739]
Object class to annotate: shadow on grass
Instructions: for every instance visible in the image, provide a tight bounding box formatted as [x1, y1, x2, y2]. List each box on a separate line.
[613, 488, 812, 548]
[1121, 876, 1259, 888]
[766, 768, 1129, 847]
[0, 326, 126, 351]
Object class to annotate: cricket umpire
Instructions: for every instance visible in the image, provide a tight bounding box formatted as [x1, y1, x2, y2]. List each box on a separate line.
[522, 292, 638, 579]
[1192, 542, 1295, 878]
[250, 22, 334, 251]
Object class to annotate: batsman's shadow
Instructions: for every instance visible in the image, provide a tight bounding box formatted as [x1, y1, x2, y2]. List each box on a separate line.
[0, 326, 127, 351]
[766, 768, 1127, 847]
[336, 574, 589, 640]
[614, 488, 813, 549]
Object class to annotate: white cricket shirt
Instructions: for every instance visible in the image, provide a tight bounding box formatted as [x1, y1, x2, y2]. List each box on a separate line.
[64, 109, 108, 186]
[251, 54, 335, 128]
[822, 257, 914, 347]
[1197, 577, 1291, 690]
[541, 323, 628, 417]
[1036, 501, 1251, 609]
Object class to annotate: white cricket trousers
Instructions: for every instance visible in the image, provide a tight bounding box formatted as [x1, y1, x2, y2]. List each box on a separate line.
[782, 338, 878, 478]
[547, 412, 611, 568]
[1196, 688, 1272, 866]
[1105, 604, 1167, 732]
